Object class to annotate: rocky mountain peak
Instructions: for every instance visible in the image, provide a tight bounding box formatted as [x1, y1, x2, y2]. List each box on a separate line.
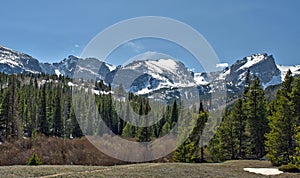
[0, 45, 42, 74]
[226, 53, 281, 88]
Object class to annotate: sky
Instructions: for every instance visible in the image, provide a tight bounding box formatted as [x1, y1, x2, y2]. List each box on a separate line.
[0, 0, 299, 71]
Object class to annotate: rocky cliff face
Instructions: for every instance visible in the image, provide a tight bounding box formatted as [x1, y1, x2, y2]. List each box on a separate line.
[225, 54, 281, 87]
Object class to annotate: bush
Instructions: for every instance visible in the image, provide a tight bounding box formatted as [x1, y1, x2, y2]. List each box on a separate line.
[0, 135, 128, 166]
[279, 164, 300, 173]
[26, 152, 42, 166]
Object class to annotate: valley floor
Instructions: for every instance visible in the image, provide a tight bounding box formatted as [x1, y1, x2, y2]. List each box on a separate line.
[0, 160, 298, 178]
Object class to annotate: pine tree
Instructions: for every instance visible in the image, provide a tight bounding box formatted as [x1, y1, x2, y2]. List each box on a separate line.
[209, 108, 237, 161]
[122, 123, 135, 138]
[291, 75, 300, 126]
[173, 102, 208, 162]
[265, 71, 296, 165]
[265, 96, 294, 165]
[160, 122, 171, 136]
[121, 101, 136, 138]
[244, 76, 268, 158]
[8, 75, 22, 139]
[290, 75, 300, 164]
[27, 152, 42, 166]
[136, 124, 151, 142]
[190, 102, 208, 162]
[63, 92, 72, 138]
[118, 101, 125, 135]
[171, 100, 178, 125]
[53, 85, 63, 137]
[230, 99, 247, 158]
[0, 75, 22, 140]
[107, 86, 114, 132]
[243, 69, 251, 96]
[281, 70, 294, 97]
[137, 100, 152, 142]
[0, 90, 10, 139]
[0, 100, 3, 141]
[173, 138, 196, 163]
[70, 107, 83, 138]
[38, 84, 49, 135]
[28, 81, 38, 136]
[86, 106, 94, 135]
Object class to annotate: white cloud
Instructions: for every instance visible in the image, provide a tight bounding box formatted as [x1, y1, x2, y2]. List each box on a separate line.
[216, 63, 229, 68]
[74, 44, 80, 48]
[124, 41, 144, 53]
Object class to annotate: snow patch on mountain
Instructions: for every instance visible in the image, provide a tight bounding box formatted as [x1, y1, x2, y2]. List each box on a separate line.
[135, 87, 153, 95]
[124, 59, 179, 74]
[106, 63, 117, 71]
[218, 68, 230, 80]
[238, 54, 266, 71]
[147, 59, 178, 72]
[194, 73, 209, 85]
[54, 69, 62, 76]
[277, 64, 300, 80]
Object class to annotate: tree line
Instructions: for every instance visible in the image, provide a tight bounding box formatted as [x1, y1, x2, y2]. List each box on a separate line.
[0, 71, 299, 167]
[0, 73, 83, 141]
[0, 73, 202, 144]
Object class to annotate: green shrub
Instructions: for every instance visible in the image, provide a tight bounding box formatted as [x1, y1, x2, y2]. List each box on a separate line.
[26, 152, 42, 166]
[279, 164, 300, 173]
[289, 156, 300, 165]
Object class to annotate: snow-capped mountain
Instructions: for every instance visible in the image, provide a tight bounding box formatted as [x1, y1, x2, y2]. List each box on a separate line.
[0, 46, 42, 74]
[1, 45, 299, 97]
[105, 59, 196, 94]
[41, 55, 113, 80]
[224, 53, 281, 89]
[0, 46, 115, 79]
[196, 53, 298, 93]
[221, 53, 300, 90]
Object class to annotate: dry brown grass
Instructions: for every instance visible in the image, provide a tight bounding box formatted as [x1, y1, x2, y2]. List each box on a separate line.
[0, 160, 298, 177]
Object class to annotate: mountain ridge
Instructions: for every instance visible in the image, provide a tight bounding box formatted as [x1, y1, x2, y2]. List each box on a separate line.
[1, 45, 300, 97]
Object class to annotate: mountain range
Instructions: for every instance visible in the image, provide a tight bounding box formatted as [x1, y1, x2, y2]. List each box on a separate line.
[1, 45, 300, 98]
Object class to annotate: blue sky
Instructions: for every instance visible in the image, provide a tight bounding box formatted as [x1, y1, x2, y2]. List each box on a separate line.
[0, 0, 299, 70]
